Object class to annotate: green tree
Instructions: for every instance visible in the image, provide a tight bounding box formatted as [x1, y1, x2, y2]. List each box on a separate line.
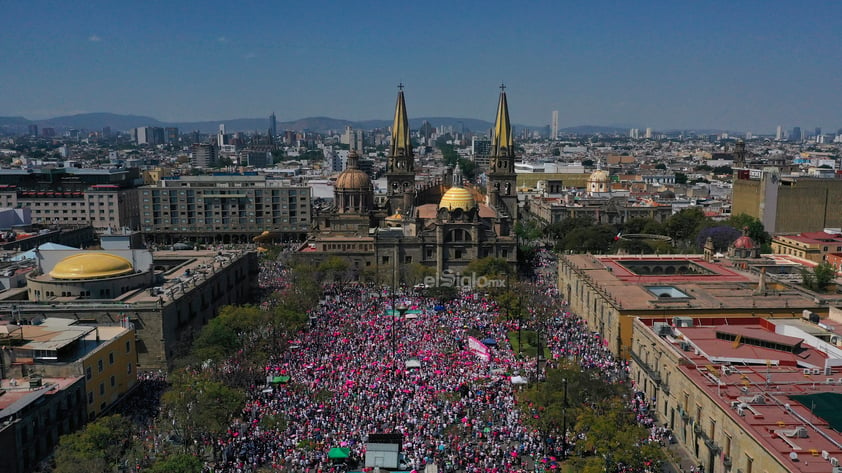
[664, 207, 707, 245]
[803, 261, 837, 292]
[465, 257, 514, 279]
[569, 398, 663, 472]
[318, 255, 351, 283]
[726, 213, 771, 248]
[149, 453, 203, 473]
[191, 305, 270, 362]
[674, 172, 688, 184]
[161, 371, 246, 452]
[654, 163, 667, 170]
[559, 225, 618, 254]
[405, 262, 436, 285]
[53, 415, 132, 473]
[457, 157, 477, 180]
[545, 216, 594, 241]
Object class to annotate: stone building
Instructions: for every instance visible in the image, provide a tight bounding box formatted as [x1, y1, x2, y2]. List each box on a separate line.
[631, 314, 842, 473]
[301, 87, 518, 281]
[557, 251, 826, 359]
[0, 232, 258, 369]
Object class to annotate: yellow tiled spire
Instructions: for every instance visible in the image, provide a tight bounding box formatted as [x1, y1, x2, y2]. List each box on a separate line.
[493, 84, 513, 155]
[390, 83, 412, 158]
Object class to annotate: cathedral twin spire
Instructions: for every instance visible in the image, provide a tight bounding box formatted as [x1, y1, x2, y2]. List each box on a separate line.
[492, 83, 513, 158]
[390, 83, 412, 159]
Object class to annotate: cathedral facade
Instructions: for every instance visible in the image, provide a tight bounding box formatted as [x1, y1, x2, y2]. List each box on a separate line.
[300, 87, 518, 284]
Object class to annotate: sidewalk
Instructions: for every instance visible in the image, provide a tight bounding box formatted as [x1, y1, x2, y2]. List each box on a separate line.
[662, 438, 702, 473]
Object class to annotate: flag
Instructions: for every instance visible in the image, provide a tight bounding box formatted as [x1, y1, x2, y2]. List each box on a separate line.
[614, 232, 622, 241]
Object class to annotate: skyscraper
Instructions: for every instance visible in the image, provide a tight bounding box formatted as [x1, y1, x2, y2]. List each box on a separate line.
[551, 110, 558, 140]
[645, 128, 652, 139]
[776, 125, 783, 141]
[790, 127, 802, 142]
[269, 112, 277, 138]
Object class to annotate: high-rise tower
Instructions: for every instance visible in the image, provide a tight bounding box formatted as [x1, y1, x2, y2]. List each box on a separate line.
[486, 85, 518, 220]
[269, 112, 277, 138]
[386, 84, 415, 213]
[551, 110, 559, 140]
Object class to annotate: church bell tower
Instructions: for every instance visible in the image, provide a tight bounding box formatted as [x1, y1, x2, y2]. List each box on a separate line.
[486, 84, 518, 220]
[386, 84, 415, 214]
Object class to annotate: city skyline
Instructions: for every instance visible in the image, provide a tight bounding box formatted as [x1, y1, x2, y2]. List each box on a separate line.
[2, 0, 842, 134]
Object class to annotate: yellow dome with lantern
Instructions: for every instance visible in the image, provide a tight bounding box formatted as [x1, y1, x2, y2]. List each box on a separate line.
[49, 253, 134, 280]
[439, 187, 476, 211]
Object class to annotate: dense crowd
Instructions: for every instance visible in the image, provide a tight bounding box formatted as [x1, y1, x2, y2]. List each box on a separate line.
[105, 247, 663, 473]
[196, 249, 641, 473]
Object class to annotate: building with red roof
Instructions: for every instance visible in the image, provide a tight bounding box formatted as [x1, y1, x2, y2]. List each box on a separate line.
[632, 313, 842, 473]
[772, 231, 842, 264]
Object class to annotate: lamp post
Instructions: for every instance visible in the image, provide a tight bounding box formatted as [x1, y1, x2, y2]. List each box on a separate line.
[394, 302, 408, 369]
[535, 323, 541, 382]
[561, 377, 568, 459]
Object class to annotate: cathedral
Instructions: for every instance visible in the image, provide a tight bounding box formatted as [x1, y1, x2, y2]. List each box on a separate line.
[301, 86, 518, 284]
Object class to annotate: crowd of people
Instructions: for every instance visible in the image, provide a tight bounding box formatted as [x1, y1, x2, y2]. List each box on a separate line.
[106, 247, 667, 473]
[195, 249, 647, 473]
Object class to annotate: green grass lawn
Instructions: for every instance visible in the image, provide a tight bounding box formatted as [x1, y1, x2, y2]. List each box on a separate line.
[507, 330, 551, 359]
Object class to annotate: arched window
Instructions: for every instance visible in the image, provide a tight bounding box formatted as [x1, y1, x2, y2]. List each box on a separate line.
[446, 229, 472, 242]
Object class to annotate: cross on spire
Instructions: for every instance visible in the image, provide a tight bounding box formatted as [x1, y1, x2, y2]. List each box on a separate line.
[398, 82, 404, 91]
[500, 82, 506, 92]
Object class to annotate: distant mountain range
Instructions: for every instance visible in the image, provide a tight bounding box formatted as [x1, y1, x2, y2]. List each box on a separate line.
[0, 112, 636, 135]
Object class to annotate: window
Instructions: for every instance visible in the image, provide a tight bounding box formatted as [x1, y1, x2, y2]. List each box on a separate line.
[126, 341, 131, 353]
[98, 359, 104, 372]
[110, 376, 115, 387]
[127, 362, 132, 374]
[99, 383, 105, 395]
[108, 352, 114, 365]
[454, 249, 463, 259]
[86, 367, 92, 380]
[88, 392, 93, 404]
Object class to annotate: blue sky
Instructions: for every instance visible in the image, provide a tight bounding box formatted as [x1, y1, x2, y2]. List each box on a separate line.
[2, 0, 841, 133]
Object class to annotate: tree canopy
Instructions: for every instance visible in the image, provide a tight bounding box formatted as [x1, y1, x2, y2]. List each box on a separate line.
[53, 415, 132, 473]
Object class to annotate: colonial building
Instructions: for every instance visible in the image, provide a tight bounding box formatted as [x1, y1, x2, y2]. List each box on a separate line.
[0, 231, 258, 369]
[301, 86, 518, 281]
[557, 247, 828, 359]
[631, 313, 842, 473]
[525, 169, 672, 226]
[771, 231, 842, 263]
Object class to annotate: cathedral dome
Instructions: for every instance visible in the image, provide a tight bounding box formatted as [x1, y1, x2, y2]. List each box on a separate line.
[335, 168, 371, 190]
[439, 187, 476, 211]
[589, 169, 609, 183]
[732, 235, 755, 249]
[49, 253, 134, 280]
[335, 151, 372, 191]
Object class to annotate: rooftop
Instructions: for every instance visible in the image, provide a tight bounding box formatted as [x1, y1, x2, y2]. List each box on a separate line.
[645, 318, 842, 473]
[562, 254, 827, 312]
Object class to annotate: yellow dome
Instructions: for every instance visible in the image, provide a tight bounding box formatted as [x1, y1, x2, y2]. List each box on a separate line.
[589, 169, 609, 182]
[439, 187, 476, 211]
[335, 168, 372, 190]
[49, 253, 134, 280]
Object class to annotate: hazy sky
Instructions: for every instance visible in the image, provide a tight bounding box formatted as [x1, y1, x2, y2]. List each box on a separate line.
[2, 0, 841, 133]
